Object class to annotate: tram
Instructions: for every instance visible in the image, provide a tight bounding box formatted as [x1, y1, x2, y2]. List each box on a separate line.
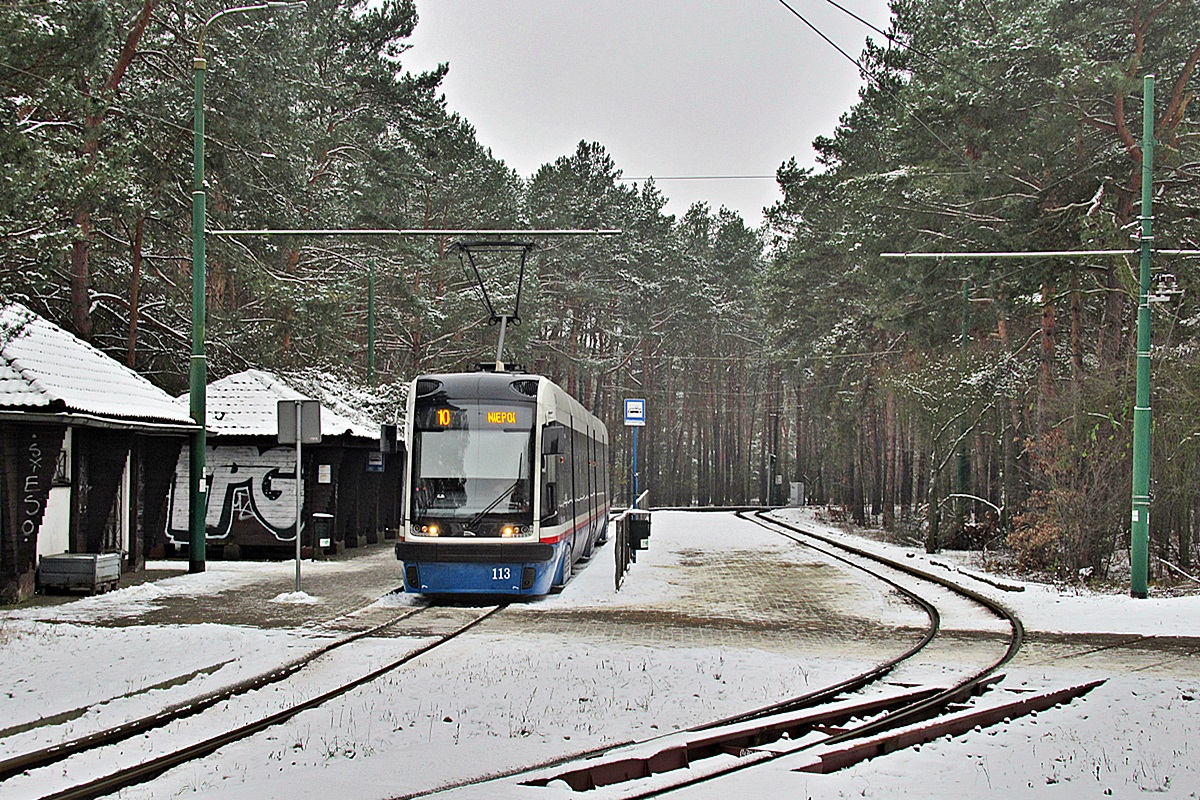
[394, 370, 610, 595]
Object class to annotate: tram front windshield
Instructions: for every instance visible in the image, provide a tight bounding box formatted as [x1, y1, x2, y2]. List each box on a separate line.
[411, 401, 534, 527]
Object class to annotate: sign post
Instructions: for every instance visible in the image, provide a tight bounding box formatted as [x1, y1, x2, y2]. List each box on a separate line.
[278, 399, 321, 592]
[624, 399, 646, 507]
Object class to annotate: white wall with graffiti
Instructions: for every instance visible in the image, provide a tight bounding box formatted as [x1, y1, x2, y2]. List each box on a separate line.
[167, 445, 301, 546]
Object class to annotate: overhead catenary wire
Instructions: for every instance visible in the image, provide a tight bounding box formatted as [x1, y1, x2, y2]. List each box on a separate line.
[816, 0, 995, 92]
[770, 0, 1163, 203]
[883, 249, 1200, 259]
[773, 0, 972, 169]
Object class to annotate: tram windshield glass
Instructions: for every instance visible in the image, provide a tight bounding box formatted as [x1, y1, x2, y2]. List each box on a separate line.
[411, 400, 535, 526]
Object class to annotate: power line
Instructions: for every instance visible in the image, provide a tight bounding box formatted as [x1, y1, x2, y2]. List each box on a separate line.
[816, 0, 995, 92]
[775, 0, 865, 77]
[774, 0, 1137, 204]
[773, 0, 971, 168]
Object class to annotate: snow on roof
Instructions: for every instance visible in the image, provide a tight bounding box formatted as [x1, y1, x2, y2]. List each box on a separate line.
[193, 369, 377, 439]
[283, 368, 405, 434]
[0, 303, 195, 424]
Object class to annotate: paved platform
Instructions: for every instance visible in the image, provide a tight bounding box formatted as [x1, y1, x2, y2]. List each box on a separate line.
[21, 542, 406, 631]
[15, 517, 929, 665]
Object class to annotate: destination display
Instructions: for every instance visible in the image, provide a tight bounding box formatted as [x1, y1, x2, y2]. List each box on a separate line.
[417, 403, 532, 431]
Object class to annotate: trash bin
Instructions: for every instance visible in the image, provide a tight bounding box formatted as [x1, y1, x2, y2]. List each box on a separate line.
[311, 513, 334, 557]
[628, 514, 651, 551]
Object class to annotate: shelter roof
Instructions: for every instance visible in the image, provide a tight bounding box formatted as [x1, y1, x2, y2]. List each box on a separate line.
[0, 303, 194, 425]
[195, 369, 377, 439]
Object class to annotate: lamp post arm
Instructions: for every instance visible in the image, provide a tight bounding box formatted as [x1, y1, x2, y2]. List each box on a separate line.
[197, 2, 306, 56]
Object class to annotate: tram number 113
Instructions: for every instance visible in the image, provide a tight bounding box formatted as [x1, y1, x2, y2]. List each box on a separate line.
[492, 567, 512, 581]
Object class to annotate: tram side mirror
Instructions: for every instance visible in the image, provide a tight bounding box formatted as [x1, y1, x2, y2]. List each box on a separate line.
[542, 454, 558, 485]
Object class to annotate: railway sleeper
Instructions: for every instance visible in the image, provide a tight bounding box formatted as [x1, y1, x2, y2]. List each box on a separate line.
[794, 679, 1106, 775]
[522, 685, 944, 792]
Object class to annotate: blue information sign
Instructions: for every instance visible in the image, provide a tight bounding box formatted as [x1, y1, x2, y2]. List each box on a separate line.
[624, 398, 646, 427]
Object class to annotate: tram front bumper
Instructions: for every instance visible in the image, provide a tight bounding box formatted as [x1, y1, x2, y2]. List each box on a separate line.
[394, 541, 555, 563]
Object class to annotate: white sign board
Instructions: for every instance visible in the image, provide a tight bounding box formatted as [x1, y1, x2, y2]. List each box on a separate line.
[624, 398, 646, 427]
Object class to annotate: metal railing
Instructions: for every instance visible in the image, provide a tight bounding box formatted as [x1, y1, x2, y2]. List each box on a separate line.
[614, 491, 651, 590]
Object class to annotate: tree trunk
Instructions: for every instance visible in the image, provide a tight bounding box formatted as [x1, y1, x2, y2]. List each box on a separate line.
[1037, 281, 1056, 433]
[70, 210, 93, 337]
[127, 214, 144, 368]
[67, 0, 161, 340]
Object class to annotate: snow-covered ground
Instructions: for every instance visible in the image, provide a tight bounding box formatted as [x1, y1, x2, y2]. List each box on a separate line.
[0, 509, 1197, 798]
[711, 510, 1200, 799]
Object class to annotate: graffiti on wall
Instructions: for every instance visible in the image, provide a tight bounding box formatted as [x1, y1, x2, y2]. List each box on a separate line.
[167, 446, 301, 543]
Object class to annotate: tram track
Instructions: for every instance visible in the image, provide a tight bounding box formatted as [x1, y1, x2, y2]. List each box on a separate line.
[0, 594, 421, 781]
[0, 601, 506, 800]
[434, 509, 1098, 798]
[742, 510, 1026, 737]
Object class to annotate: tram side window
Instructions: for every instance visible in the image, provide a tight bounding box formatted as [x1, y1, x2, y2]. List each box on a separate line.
[542, 424, 564, 525]
[587, 430, 595, 511]
[574, 427, 587, 518]
[599, 439, 608, 507]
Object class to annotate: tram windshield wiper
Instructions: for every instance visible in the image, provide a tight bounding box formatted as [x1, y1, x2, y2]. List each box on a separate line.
[464, 479, 522, 531]
[464, 452, 527, 531]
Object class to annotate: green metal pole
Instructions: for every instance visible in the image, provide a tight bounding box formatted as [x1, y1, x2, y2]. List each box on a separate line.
[189, 56, 208, 573]
[367, 261, 376, 385]
[187, 4, 307, 575]
[1130, 74, 1154, 599]
[957, 278, 970, 495]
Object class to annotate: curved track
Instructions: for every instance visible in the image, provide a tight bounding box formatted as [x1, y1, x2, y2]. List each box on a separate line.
[412, 508, 1031, 798]
[541, 511, 1092, 799]
[2, 601, 505, 800]
[741, 510, 1024, 742]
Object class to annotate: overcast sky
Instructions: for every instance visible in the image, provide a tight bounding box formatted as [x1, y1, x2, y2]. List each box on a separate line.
[402, 1, 893, 227]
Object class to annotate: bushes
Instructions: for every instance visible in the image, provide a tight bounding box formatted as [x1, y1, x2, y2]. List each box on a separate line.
[1010, 416, 1127, 579]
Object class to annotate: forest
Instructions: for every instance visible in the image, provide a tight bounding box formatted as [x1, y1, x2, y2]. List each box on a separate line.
[1, 1, 1198, 584]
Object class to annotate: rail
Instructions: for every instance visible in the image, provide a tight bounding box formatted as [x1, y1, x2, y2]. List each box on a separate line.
[8, 603, 505, 800]
[493, 509, 1056, 797]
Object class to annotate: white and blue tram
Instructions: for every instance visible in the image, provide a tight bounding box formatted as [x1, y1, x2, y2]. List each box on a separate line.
[394, 371, 610, 595]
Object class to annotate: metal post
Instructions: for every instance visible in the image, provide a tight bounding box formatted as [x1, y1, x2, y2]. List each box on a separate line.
[189, 2, 308, 576]
[494, 314, 510, 372]
[367, 260, 376, 385]
[631, 426, 639, 508]
[956, 277, 970, 528]
[295, 399, 303, 592]
[772, 410, 781, 506]
[188, 56, 208, 574]
[1131, 74, 1154, 599]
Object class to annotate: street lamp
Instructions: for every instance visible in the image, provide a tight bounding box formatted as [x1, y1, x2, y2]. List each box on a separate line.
[190, 2, 306, 573]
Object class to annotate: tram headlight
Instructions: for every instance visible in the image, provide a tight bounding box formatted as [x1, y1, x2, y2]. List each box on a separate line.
[500, 525, 529, 538]
[412, 523, 440, 537]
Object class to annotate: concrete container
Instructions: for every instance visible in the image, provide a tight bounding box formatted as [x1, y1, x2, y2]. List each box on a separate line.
[38, 553, 121, 594]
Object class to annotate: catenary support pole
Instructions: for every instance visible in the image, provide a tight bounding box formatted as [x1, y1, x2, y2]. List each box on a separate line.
[189, 2, 308, 575]
[295, 400, 303, 593]
[879, 76, 1180, 598]
[367, 261, 376, 385]
[1131, 75, 1155, 599]
[189, 55, 208, 574]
